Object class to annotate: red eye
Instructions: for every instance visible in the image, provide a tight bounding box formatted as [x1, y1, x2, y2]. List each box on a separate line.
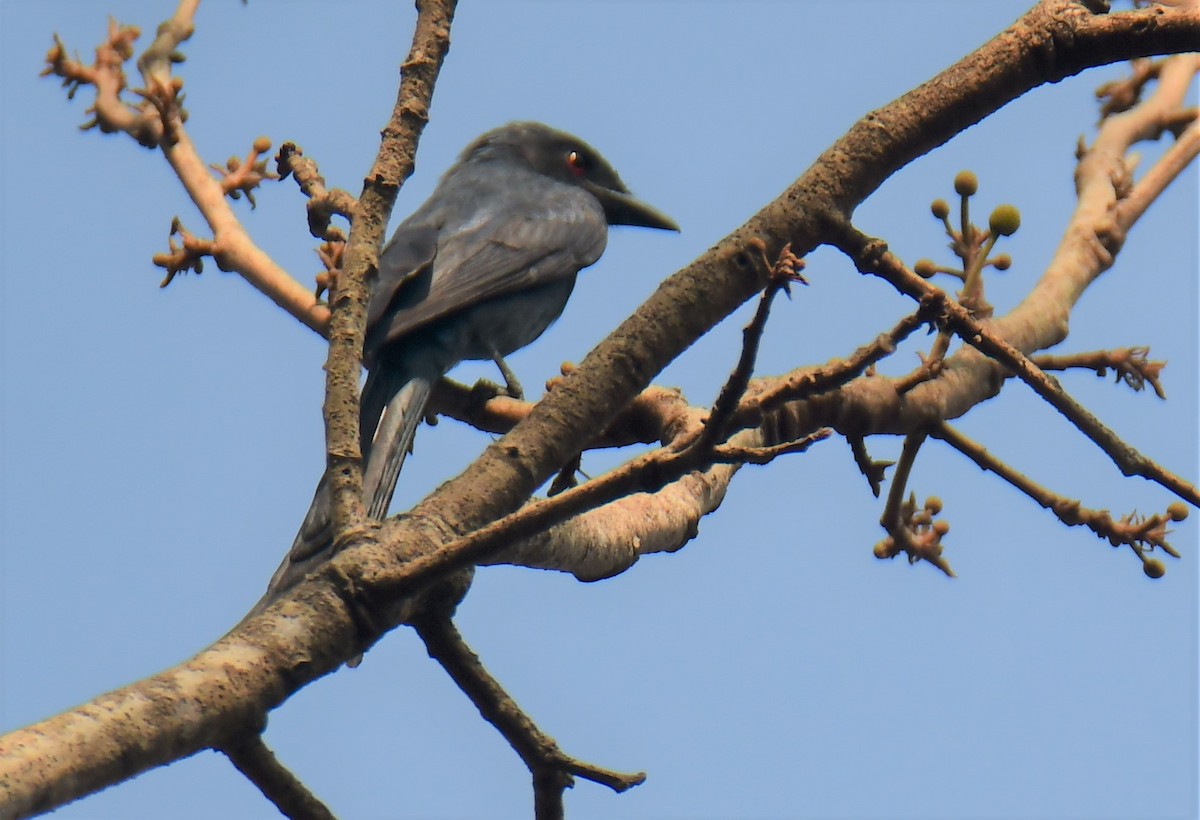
[566, 150, 589, 177]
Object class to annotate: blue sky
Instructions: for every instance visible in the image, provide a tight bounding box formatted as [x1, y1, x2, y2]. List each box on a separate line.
[2, 2, 1197, 818]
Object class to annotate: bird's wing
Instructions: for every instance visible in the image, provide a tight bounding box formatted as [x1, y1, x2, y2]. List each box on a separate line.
[366, 190, 607, 359]
[365, 224, 439, 347]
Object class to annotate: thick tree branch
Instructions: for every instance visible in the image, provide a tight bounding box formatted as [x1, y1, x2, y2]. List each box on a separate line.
[480, 461, 738, 579]
[0, 609, 351, 818]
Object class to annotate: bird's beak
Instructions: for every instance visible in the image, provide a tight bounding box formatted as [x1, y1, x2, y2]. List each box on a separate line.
[585, 182, 680, 232]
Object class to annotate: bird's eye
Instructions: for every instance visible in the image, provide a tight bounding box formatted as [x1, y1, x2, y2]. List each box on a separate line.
[566, 149, 590, 178]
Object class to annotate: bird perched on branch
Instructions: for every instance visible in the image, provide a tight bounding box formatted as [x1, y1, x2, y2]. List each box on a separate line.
[255, 121, 678, 607]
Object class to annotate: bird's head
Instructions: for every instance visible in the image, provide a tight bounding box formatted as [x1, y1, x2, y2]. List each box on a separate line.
[462, 121, 680, 232]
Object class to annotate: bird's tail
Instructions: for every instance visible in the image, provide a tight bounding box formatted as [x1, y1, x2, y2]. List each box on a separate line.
[362, 376, 433, 521]
[245, 370, 435, 618]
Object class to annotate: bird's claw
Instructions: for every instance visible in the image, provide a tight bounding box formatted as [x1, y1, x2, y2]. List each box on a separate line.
[490, 354, 525, 400]
[468, 378, 508, 405]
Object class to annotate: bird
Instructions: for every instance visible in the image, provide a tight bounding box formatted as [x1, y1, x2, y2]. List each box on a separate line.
[254, 121, 678, 609]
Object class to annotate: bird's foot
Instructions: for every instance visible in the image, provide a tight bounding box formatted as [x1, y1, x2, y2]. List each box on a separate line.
[468, 377, 508, 405]
[490, 354, 525, 400]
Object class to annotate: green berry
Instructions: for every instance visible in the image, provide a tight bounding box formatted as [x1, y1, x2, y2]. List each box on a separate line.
[989, 205, 1021, 236]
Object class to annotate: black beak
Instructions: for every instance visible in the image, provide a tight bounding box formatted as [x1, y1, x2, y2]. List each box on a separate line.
[584, 182, 680, 232]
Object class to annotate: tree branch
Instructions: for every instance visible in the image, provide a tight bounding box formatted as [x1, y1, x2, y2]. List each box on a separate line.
[1030, 347, 1166, 398]
[412, 615, 645, 820]
[833, 227, 1199, 505]
[318, 0, 457, 567]
[932, 421, 1187, 573]
[221, 734, 336, 820]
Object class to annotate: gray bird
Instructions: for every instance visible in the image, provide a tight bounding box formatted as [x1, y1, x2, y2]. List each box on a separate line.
[256, 121, 678, 607]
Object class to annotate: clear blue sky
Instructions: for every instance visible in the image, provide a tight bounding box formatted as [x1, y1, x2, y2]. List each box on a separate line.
[2, 2, 1196, 818]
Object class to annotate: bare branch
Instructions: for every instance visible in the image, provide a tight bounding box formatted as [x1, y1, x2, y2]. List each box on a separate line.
[1109, 54, 1200, 224]
[873, 430, 955, 576]
[833, 228, 1199, 506]
[209, 136, 278, 209]
[848, 436, 894, 498]
[413, 614, 644, 817]
[0, 613, 348, 818]
[42, 5, 329, 332]
[276, 141, 357, 243]
[481, 456, 734, 579]
[221, 734, 336, 820]
[1031, 347, 1167, 398]
[696, 241, 805, 452]
[932, 422, 1187, 575]
[739, 304, 936, 423]
[319, 0, 458, 568]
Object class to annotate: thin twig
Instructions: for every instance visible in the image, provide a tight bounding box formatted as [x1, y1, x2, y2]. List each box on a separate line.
[848, 436, 894, 498]
[41, 3, 330, 331]
[412, 614, 645, 819]
[276, 141, 357, 242]
[892, 329, 952, 394]
[832, 225, 1199, 507]
[1030, 347, 1166, 398]
[880, 431, 925, 530]
[875, 430, 954, 576]
[1113, 55, 1200, 226]
[932, 422, 1184, 569]
[738, 303, 936, 419]
[696, 241, 804, 451]
[222, 734, 336, 820]
[712, 430, 830, 464]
